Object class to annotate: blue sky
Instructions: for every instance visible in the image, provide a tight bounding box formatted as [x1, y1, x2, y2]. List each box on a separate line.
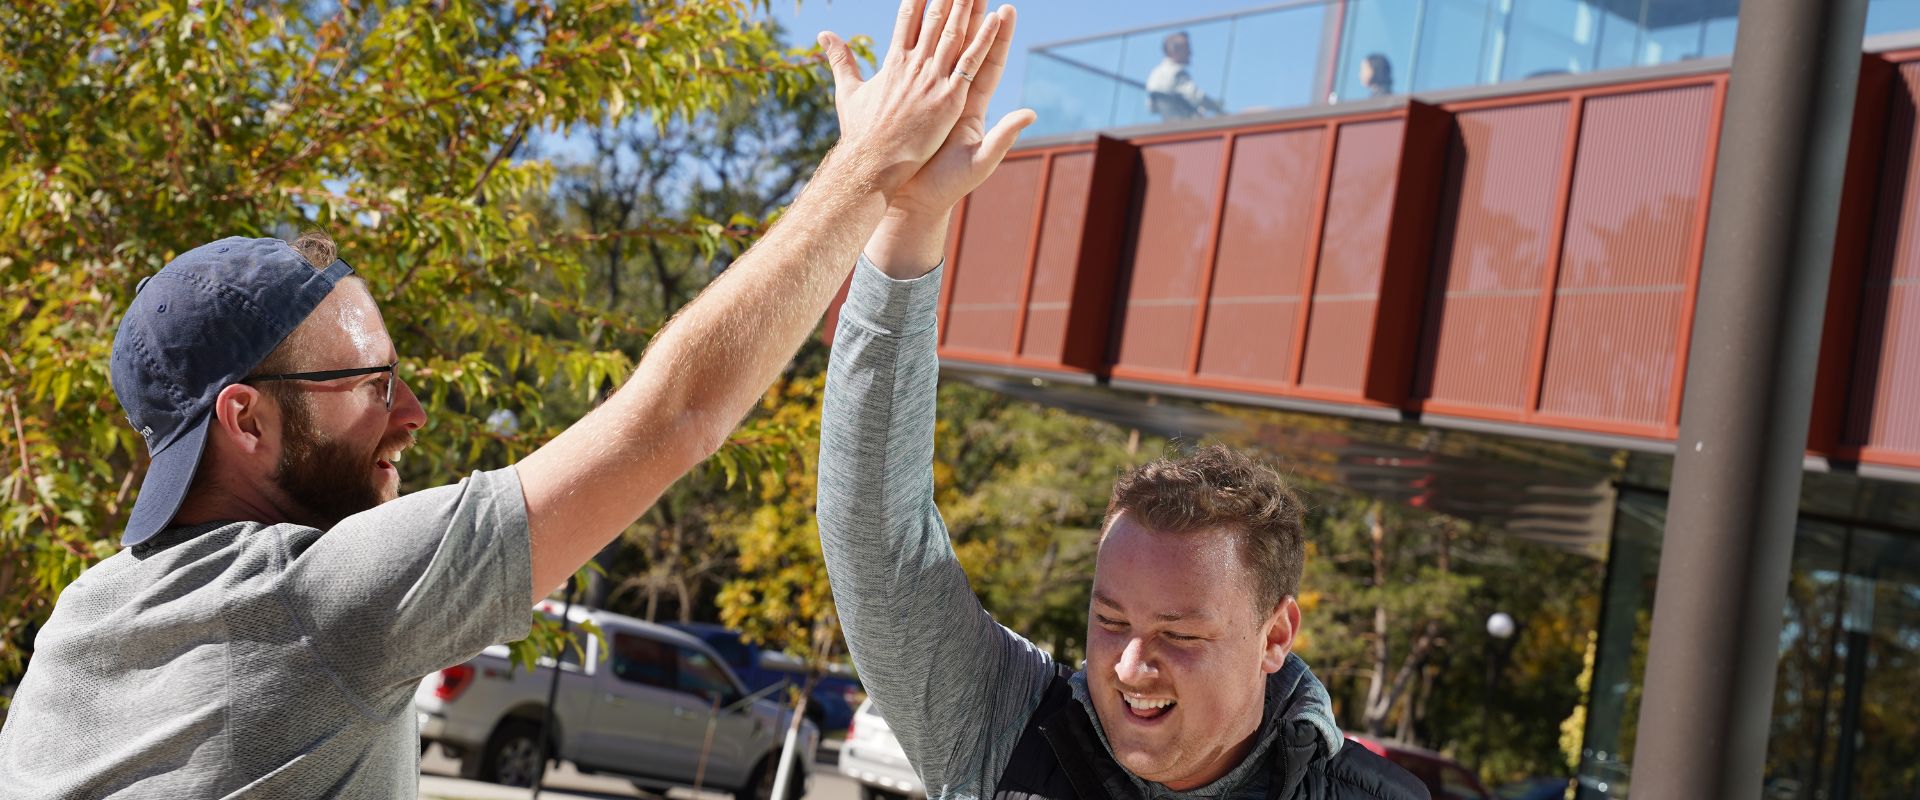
[760, 0, 1268, 126]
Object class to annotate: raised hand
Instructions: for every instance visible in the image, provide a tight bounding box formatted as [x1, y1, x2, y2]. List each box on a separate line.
[825, 3, 1033, 277]
[890, 5, 1032, 221]
[817, 0, 1010, 200]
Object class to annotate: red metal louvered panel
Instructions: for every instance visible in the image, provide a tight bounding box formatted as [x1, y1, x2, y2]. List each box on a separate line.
[944, 156, 1044, 355]
[1537, 85, 1716, 429]
[1019, 152, 1094, 361]
[1300, 119, 1408, 392]
[1809, 56, 1896, 457]
[1416, 101, 1572, 414]
[1195, 127, 1327, 385]
[1114, 138, 1229, 375]
[1848, 60, 1920, 465]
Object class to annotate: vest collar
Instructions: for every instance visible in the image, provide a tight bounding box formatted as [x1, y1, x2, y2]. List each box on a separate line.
[1057, 654, 1343, 798]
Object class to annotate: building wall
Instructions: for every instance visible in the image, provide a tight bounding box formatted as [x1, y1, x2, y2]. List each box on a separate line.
[880, 45, 1920, 478]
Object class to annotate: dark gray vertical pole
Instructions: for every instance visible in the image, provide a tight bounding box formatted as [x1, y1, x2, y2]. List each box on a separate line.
[1631, 0, 1871, 797]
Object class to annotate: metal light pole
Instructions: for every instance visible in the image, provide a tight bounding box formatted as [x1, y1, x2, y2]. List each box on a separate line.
[1632, 0, 1870, 796]
[530, 576, 577, 800]
[1482, 612, 1515, 775]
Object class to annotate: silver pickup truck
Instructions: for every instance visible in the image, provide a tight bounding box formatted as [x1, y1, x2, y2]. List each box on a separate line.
[415, 602, 818, 799]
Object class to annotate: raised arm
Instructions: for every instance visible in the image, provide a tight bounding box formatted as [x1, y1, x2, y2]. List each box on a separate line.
[515, 0, 1008, 601]
[818, 7, 1055, 799]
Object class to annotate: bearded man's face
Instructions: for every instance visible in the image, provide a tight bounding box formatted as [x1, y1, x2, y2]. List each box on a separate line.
[271, 392, 413, 529]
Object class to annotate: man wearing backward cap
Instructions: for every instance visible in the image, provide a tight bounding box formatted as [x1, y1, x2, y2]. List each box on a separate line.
[0, 0, 1033, 795]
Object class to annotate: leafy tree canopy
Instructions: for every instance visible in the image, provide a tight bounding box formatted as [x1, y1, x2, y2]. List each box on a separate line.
[0, 0, 830, 685]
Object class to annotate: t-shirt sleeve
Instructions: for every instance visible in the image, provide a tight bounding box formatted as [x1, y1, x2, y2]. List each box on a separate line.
[274, 466, 534, 698]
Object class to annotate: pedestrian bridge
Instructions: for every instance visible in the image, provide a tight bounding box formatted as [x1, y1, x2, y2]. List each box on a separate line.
[833, 37, 1920, 483]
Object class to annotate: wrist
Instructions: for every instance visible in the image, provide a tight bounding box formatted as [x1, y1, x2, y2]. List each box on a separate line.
[815, 143, 889, 202]
[824, 135, 919, 203]
[866, 209, 951, 279]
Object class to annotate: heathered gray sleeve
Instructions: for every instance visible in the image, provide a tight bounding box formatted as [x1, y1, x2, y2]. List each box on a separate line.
[818, 256, 1057, 800]
[277, 466, 533, 699]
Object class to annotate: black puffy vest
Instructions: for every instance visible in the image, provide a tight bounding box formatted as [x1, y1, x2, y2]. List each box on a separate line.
[993, 664, 1430, 800]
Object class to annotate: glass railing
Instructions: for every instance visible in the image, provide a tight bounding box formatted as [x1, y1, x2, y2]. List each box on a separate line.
[1022, 0, 1920, 139]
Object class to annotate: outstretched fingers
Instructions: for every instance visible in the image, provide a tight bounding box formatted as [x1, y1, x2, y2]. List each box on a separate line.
[948, 8, 1002, 91]
[915, 0, 954, 57]
[930, 0, 978, 74]
[818, 32, 864, 92]
[961, 5, 1016, 120]
[974, 109, 1038, 171]
[889, 0, 926, 56]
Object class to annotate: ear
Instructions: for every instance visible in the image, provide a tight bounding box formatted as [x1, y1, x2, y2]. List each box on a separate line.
[210, 383, 279, 460]
[1260, 596, 1301, 674]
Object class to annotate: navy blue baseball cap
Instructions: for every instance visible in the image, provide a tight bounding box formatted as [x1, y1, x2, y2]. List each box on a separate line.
[110, 237, 355, 546]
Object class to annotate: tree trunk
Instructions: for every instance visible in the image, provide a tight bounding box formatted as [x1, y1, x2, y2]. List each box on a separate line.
[1396, 674, 1419, 742]
[1364, 503, 1391, 736]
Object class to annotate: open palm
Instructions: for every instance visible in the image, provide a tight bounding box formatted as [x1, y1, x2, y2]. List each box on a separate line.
[821, 2, 1034, 219]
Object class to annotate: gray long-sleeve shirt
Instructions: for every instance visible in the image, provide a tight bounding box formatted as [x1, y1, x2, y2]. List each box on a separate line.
[817, 258, 1344, 800]
[817, 258, 1058, 800]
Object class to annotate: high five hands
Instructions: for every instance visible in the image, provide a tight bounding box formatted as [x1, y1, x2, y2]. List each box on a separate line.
[820, 0, 1037, 277]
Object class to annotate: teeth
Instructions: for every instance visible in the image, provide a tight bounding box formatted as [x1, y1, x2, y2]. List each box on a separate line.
[1124, 695, 1174, 711]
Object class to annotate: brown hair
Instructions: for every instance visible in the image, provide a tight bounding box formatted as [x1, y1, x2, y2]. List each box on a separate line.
[289, 229, 337, 272]
[1162, 30, 1189, 56]
[1104, 444, 1306, 615]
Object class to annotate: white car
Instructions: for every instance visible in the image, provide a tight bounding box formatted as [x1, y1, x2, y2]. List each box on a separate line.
[416, 603, 817, 799]
[839, 698, 926, 799]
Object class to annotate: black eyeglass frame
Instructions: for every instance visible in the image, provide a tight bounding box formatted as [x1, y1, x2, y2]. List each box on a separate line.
[242, 363, 398, 409]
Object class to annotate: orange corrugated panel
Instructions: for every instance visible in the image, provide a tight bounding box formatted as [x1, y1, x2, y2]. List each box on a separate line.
[1849, 61, 1920, 463]
[1416, 102, 1571, 414]
[1114, 138, 1228, 374]
[1020, 152, 1095, 361]
[1538, 85, 1716, 428]
[1300, 119, 1406, 392]
[1195, 128, 1327, 385]
[946, 156, 1044, 354]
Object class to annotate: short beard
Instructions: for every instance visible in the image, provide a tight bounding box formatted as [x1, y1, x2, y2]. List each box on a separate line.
[270, 392, 400, 530]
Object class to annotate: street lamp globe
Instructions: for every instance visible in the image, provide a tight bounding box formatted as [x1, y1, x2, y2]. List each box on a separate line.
[1487, 611, 1516, 640]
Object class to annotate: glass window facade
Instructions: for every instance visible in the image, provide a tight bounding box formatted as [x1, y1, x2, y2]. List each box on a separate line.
[1581, 488, 1920, 798]
[1022, 0, 1918, 137]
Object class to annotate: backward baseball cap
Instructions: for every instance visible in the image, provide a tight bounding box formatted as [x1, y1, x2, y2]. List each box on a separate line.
[110, 236, 355, 546]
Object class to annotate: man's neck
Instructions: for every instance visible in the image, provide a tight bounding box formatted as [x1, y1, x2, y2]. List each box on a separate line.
[1158, 725, 1264, 791]
[173, 478, 294, 529]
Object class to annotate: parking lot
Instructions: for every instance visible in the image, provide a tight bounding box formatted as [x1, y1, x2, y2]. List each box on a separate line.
[418, 741, 863, 800]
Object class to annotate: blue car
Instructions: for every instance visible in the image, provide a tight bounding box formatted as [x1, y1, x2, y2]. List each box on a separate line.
[668, 623, 865, 733]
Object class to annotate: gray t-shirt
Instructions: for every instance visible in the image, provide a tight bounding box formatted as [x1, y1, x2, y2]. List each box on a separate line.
[0, 467, 533, 799]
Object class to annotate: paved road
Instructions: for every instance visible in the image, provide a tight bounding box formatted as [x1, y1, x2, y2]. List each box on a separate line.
[418, 746, 862, 800]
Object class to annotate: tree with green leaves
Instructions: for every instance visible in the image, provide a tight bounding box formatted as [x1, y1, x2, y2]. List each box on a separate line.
[544, 49, 841, 623]
[0, 0, 836, 691]
[0, 0, 1026, 791]
[1296, 493, 1600, 786]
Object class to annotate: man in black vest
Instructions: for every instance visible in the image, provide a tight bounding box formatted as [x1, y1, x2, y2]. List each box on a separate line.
[815, 11, 1431, 799]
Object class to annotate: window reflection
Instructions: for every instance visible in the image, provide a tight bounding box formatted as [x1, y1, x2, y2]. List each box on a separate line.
[1020, 0, 1915, 136]
[1333, 0, 1417, 102]
[1578, 489, 1920, 798]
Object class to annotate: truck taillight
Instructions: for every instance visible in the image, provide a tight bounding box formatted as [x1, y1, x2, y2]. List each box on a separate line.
[432, 664, 475, 701]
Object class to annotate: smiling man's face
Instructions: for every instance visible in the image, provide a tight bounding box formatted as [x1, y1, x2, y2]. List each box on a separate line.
[264, 280, 426, 529]
[1084, 511, 1296, 790]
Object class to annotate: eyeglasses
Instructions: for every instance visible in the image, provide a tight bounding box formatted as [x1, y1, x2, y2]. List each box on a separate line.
[243, 362, 399, 409]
